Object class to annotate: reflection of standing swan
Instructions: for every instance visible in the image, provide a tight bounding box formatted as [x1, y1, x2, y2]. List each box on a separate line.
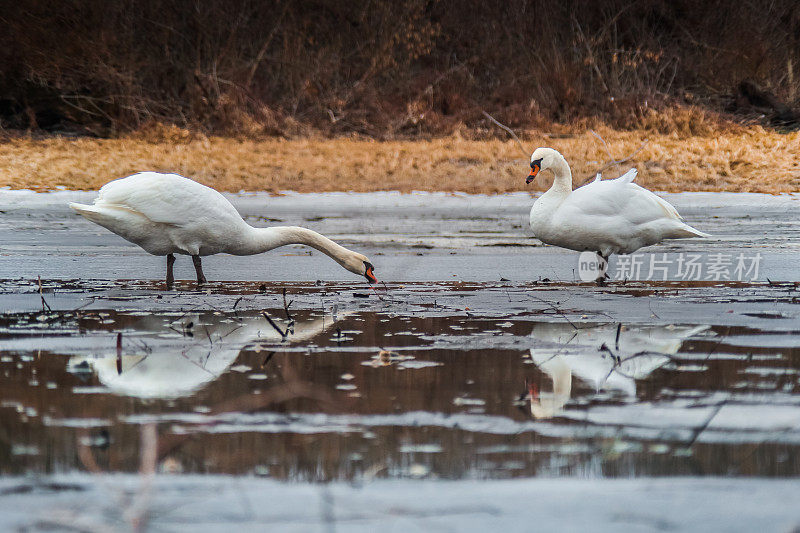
[527, 323, 707, 418]
[68, 311, 345, 399]
[528, 356, 572, 419]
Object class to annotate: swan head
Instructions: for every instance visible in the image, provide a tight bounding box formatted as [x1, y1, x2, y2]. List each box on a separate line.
[343, 252, 378, 284]
[526, 147, 564, 184]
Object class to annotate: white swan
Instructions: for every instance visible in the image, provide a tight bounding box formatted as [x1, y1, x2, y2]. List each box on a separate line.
[69, 172, 378, 288]
[526, 148, 709, 280]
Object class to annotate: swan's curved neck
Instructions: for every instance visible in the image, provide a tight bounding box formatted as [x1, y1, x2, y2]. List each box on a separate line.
[547, 153, 573, 194]
[240, 226, 355, 267]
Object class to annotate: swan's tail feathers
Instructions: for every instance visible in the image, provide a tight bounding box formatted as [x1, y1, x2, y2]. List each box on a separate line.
[650, 193, 683, 221]
[69, 202, 92, 214]
[69, 202, 95, 213]
[618, 168, 638, 183]
[674, 222, 711, 239]
[69, 202, 105, 224]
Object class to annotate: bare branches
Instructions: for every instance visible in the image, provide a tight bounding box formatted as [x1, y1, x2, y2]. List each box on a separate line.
[590, 130, 614, 162]
[244, 2, 289, 90]
[481, 111, 530, 157]
[580, 130, 649, 185]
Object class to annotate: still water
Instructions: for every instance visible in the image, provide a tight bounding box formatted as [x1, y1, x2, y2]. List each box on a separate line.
[2, 280, 799, 481]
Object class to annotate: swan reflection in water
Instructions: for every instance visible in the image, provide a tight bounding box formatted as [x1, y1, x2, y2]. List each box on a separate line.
[68, 310, 345, 399]
[526, 323, 708, 419]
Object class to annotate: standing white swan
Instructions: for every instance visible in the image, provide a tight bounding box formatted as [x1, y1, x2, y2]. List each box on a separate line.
[69, 172, 378, 289]
[525, 148, 709, 280]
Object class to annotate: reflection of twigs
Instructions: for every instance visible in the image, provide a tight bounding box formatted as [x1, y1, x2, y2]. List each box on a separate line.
[702, 327, 729, 362]
[116, 333, 123, 375]
[71, 299, 94, 313]
[686, 399, 726, 447]
[262, 311, 288, 340]
[481, 111, 529, 157]
[282, 288, 294, 321]
[610, 350, 679, 380]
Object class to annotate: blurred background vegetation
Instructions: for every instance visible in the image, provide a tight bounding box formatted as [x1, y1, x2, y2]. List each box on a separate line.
[1, 0, 799, 137]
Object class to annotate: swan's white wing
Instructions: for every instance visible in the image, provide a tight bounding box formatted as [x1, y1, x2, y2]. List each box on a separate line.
[94, 172, 243, 226]
[591, 168, 635, 184]
[561, 173, 682, 225]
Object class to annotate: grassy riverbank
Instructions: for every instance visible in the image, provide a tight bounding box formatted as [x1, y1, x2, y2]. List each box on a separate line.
[1, 126, 798, 194]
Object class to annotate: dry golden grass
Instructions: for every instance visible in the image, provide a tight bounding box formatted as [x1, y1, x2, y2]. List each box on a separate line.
[1, 126, 799, 193]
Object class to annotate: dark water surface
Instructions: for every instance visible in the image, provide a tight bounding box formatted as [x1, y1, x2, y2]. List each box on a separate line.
[2, 279, 799, 481]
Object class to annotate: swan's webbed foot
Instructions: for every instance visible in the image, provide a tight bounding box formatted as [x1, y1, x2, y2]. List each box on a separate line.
[166, 253, 176, 290]
[192, 255, 207, 287]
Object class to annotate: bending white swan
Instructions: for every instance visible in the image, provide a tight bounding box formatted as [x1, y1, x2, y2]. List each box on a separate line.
[525, 148, 709, 280]
[69, 172, 378, 288]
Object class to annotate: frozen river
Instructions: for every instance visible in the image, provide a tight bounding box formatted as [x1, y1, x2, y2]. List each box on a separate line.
[0, 190, 799, 531]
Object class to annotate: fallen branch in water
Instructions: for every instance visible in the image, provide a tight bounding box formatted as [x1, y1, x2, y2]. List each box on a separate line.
[38, 276, 51, 312]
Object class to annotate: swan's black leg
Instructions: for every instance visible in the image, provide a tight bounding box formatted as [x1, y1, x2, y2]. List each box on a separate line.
[596, 253, 609, 285]
[192, 255, 207, 286]
[166, 253, 176, 290]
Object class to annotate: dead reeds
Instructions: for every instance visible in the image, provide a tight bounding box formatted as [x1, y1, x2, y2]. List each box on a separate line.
[1, 126, 798, 193]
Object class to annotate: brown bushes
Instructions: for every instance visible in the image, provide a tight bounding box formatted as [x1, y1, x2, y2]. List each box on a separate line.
[1, 0, 799, 137]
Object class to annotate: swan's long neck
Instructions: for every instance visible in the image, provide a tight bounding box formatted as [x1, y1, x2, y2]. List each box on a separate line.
[547, 152, 573, 195]
[239, 226, 355, 267]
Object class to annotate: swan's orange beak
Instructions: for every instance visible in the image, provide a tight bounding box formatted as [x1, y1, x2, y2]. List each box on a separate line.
[526, 162, 540, 184]
[365, 266, 378, 284]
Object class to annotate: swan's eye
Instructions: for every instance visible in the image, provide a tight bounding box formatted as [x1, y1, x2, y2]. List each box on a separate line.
[530, 158, 543, 169]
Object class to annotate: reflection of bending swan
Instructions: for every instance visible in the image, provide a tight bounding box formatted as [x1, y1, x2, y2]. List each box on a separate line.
[68, 311, 345, 399]
[528, 323, 707, 418]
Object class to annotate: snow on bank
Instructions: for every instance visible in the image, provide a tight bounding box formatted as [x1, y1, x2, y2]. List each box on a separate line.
[1, 187, 799, 212]
[0, 474, 798, 531]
